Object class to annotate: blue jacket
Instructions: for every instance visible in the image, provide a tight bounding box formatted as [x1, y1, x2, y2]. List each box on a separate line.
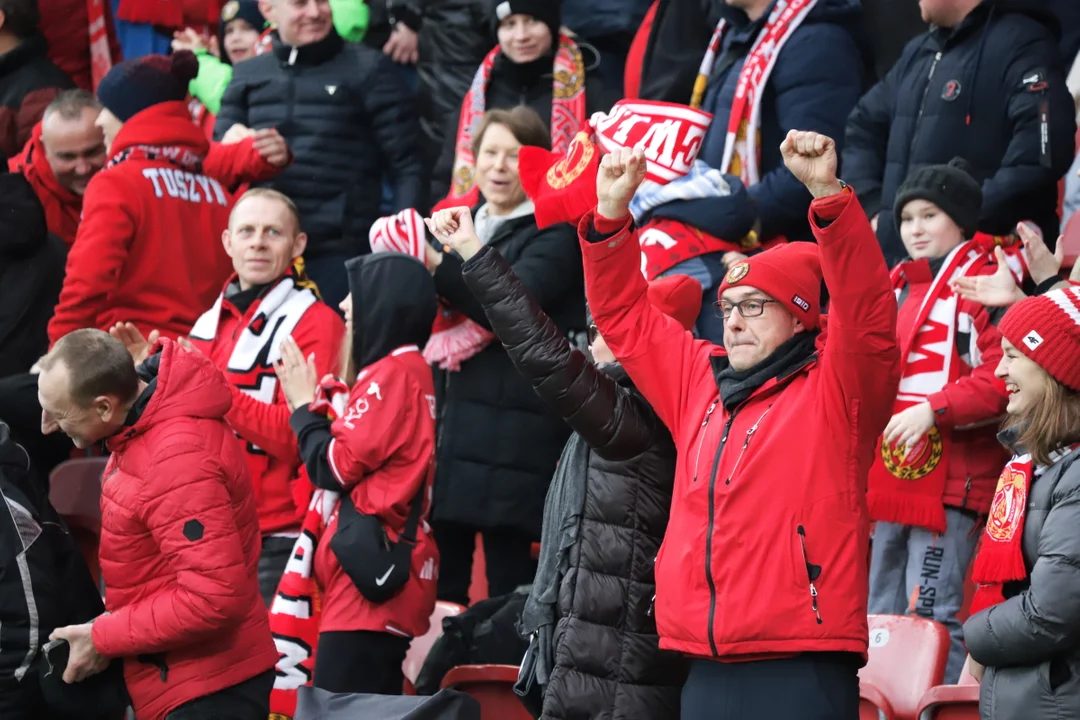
[843, 0, 1076, 265]
[696, 0, 868, 242]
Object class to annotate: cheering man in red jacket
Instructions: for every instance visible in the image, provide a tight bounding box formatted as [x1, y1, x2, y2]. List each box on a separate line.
[577, 132, 900, 718]
[40, 330, 277, 720]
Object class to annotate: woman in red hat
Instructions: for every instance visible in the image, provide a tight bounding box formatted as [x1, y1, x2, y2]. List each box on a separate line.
[962, 286, 1080, 718]
[425, 206, 698, 719]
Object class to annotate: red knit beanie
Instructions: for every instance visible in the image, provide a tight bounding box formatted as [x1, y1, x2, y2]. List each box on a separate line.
[716, 242, 823, 329]
[648, 275, 702, 331]
[998, 286, 1080, 391]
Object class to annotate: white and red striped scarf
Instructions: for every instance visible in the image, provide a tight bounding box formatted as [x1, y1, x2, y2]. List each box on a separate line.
[370, 209, 495, 371]
[447, 33, 588, 201]
[690, 0, 817, 185]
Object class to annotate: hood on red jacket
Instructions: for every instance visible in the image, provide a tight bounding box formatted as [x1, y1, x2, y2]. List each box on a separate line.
[110, 339, 232, 451]
[108, 101, 211, 165]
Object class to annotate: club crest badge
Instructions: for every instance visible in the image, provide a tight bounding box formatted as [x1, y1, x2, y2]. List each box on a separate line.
[986, 466, 1027, 542]
[881, 427, 944, 481]
[725, 262, 750, 284]
[222, 0, 239, 21]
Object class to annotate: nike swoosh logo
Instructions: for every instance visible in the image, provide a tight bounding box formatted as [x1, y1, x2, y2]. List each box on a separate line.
[375, 565, 395, 586]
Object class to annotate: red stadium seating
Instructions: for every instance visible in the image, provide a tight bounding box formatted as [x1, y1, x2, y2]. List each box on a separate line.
[440, 664, 531, 720]
[859, 615, 950, 720]
[915, 664, 981, 720]
[402, 600, 467, 694]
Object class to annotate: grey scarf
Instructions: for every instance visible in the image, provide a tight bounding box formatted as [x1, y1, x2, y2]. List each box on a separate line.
[714, 330, 820, 411]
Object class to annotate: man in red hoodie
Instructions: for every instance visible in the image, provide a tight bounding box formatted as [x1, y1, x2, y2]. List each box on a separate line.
[40, 329, 277, 720]
[573, 132, 900, 717]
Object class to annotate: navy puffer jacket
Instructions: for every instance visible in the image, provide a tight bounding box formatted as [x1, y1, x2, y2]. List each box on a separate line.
[843, 0, 1077, 266]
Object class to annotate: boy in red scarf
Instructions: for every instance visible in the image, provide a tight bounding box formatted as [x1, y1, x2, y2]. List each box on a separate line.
[866, 158, 1009, 683]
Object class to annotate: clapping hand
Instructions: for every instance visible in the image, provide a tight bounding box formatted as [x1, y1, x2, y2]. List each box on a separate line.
[780, 130, 844, 199]
[596, 146, 647, 221]
[425, 207, 483, 261]
[951, 246, 1026, 307]
[1017, 222, 1064, 286]
[274, 336, 318, 412]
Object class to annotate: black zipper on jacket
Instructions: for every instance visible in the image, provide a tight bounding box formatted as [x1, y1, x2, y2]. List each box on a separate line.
[796, 525, 823, 625]
[703, 411, 739, 657]
[908, 51, 942, 162]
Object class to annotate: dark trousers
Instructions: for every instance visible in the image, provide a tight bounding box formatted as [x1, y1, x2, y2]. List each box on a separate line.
[680, 654, 860, 720]
[314, 631, 411, 695]
[258, 535, 296, 607]
[433, 520, 537, 606]
[165, 670, 274, 720]
[302, 254, 350, 313]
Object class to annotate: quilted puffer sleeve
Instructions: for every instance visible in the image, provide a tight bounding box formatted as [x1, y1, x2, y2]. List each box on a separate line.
[461, 243, 657, 461]
[92, 442, 252, 657]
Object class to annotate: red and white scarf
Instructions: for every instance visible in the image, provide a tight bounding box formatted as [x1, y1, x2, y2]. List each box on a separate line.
[268, 378, 350, 718]
[369, 209, 495, 371]
[969, 444, 1080, 615]
[447, 34, 588, 201]
[868, 241, 991, 534]
[690, 0, 817, 185]
[87, 0, 113, 90]
[106, 143, 205, 173]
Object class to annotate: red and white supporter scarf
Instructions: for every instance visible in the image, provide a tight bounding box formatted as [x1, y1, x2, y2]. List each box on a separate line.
[690, 0, 817, 184]
[268, 378, 350, 719]
[106, 143, 206, 173]
[969, 444, 1080, 615]
[448, 34, 588, 200]
[867, 241, 992, 534]
[88, 0, 113, 90]
[370, 209, 495, 371]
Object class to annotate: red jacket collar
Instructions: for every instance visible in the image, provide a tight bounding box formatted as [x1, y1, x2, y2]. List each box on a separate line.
[12, 122, 81, 206]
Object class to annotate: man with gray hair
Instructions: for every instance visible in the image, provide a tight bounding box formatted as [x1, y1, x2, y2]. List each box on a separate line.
[8, 89, 106, 245]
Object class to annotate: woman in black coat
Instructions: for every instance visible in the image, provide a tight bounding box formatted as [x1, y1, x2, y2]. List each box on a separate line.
[422, 106, 586, 606]
[426, 207, 696, 718]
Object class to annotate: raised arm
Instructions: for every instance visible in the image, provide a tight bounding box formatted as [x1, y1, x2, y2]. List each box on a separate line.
[458, 242, 658, 461]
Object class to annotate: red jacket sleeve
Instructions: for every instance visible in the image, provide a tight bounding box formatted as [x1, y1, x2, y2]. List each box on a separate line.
[927, 302, 1008, 428]
[809, 190, 901, 436]
[203, 138, 284, 193]
[48, 171, 136, 345]
[577, 210, 715, 442]
[91, 443, 252, 657]
[324, 362, 418, 489]
[225, 305, 344, 462]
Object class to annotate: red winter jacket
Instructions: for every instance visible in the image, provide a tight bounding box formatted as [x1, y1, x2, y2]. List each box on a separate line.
[295, 346, 439, 637]
[189, 274, 344, 534]
[580, 190, 900, 662]
[890, 258, 1009, 515]
[92, 341, 278, 720]
[46, 101, 279, 346]
[10, 118, 280, 246]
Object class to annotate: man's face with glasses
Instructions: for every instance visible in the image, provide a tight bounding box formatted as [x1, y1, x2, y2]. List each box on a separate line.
[717, 286, 803, 371]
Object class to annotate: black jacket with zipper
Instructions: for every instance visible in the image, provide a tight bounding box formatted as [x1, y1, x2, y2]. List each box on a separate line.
[460, 243, 687, 720]
[428, 48, 618, 208]
[843, 0, 1076, 266]
[430, 211, 585, 538]
[215, 30, 423, 259]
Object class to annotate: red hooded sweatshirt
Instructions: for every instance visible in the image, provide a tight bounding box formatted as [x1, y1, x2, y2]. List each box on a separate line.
[11, 118, 281, 247]
[46, 101, 279, 345]
[93, 340, 277, 720]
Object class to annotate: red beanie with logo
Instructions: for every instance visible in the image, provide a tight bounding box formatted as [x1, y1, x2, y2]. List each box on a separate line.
[648, 275, 702, 331]
[998, 286, 1080, 391]
[716, 242, 823, 329]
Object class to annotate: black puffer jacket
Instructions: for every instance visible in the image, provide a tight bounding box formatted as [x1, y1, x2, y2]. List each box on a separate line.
[431, 212, 584, 538]
[461, 245, 687, 720]
[843, 0, 1076, 266]
[963, 433, 1080, 720]
[428, 47, 618, 207]
[215, 30, 423, 258]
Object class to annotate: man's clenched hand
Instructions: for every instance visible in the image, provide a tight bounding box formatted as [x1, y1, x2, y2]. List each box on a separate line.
[597, 147, 647, 221]
[780, 130, 844, 199]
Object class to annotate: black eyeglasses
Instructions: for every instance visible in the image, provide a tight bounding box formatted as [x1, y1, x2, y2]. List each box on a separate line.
[587, 324, 600, 344]
[714, 298, 780, 320]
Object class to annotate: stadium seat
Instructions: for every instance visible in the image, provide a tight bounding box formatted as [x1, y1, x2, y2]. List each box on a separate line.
[861, 680, 897, 720]
[859, 615, 950, 720]
[915, 664, 980, 720]
[49, 457, 107, 585]
[403, 600, 467, 694]
[439, 664, 531, 720]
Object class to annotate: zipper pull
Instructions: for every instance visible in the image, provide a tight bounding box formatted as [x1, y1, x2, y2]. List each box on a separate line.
[701, 399, 718, 426]
[809, 583, 823, 625]
[647, 593, 656, 617]
[288, 46, 298, 65]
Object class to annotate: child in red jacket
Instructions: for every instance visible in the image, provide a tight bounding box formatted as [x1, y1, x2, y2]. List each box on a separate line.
[867, 159, 1009, 683]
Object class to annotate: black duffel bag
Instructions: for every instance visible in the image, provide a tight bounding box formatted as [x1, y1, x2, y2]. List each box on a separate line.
[330, 487, 423, 603]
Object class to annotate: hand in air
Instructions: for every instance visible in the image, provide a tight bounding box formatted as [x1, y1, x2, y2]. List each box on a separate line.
[1016, 222, 1064, 286]
[951, 247, 1026, 308]
[274, 336, 319, 412]
[425, 207, 482, 261]
[780, 130, 843, 199]
[596, 146, 647, 221]
[108, 323, 160, 366]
